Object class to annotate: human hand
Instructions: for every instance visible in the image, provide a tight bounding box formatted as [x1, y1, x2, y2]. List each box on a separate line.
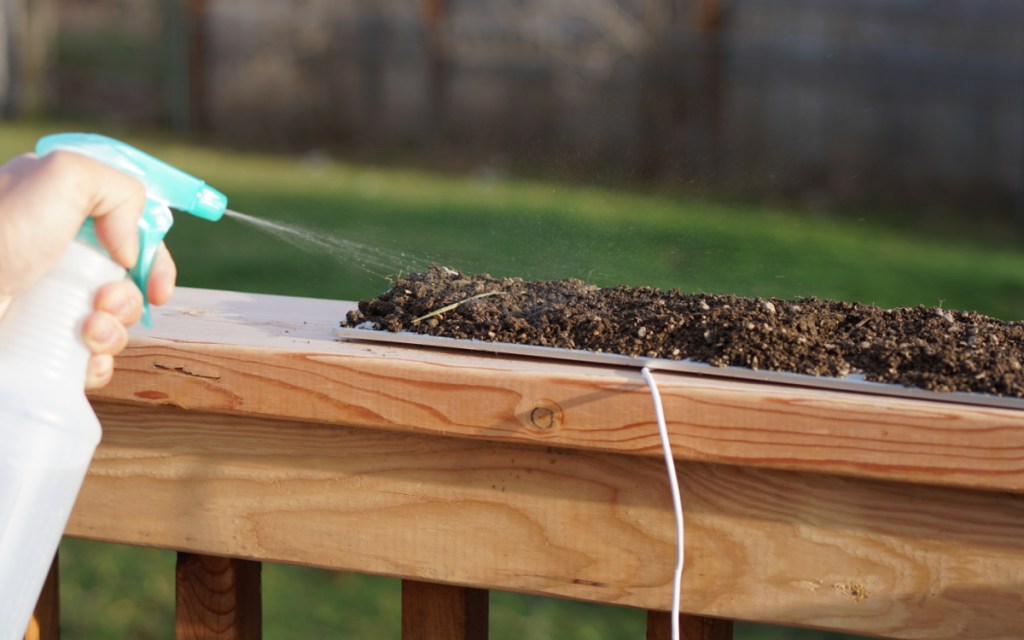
[0, 150, 177, 388]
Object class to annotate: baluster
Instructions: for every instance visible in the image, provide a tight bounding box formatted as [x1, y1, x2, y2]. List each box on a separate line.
[24, 553, 60, 640]
[175, 552, 261, 639]
[402, 579, 488, 640]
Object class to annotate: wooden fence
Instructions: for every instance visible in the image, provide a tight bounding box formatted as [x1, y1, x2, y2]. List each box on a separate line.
[26, 287, 1024, 638]
[40, 0, 1024, 217]
[195, 0, 1023, 215]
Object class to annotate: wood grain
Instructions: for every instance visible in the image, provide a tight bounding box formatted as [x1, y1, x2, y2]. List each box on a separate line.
[88, 288, 1024, 494]
[74, 401, 1024, 640]
[402, 580, 488, 640]
[175, 553, 261, 640]
[24, 554, 59, 640]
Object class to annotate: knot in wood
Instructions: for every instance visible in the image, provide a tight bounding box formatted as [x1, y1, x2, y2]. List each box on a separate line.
[529, 403, 562, 430]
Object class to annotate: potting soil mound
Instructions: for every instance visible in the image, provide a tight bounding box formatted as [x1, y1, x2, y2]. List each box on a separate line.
[342, 266, 1024, 398]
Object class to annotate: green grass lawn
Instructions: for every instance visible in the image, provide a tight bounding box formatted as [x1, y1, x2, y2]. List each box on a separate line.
[3, 120, 1023, 638]
[4, 121, 1023, 317]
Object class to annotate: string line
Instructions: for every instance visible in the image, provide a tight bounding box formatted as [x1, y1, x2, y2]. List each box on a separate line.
[641, 366, 684, 640]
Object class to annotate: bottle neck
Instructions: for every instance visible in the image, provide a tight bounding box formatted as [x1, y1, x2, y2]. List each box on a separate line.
[0, 243, 125, 387]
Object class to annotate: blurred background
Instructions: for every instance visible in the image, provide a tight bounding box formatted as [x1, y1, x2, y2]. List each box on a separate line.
[8, 0, 1022, 220]
[2, 0, 1023, 638]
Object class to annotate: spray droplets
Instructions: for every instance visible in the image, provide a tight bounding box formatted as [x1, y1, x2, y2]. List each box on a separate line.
[223, 209, 433, 280]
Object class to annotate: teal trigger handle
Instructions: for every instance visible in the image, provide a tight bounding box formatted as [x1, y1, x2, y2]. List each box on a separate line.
[36, 133, 227, 326]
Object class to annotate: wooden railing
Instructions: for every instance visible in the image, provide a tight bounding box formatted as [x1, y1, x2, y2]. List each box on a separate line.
[27, 287, 1024, 639]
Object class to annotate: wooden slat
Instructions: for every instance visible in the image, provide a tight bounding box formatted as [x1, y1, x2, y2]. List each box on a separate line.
[89, 288, 1024, 494]
[175, 553, 261, 639]
[402, 580, 488, 640]
[73, 402, 1024, 640]
[24, 554, 59, 640]
[696, 0, 726, 33]
[184, 0, 208, 131]
[646, 611, 733, 640]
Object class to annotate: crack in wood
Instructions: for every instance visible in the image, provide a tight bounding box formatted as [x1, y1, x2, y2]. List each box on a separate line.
[154, 362, 222, 380]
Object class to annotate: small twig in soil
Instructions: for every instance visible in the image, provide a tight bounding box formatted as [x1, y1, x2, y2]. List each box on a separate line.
[411, 291, 506, 324]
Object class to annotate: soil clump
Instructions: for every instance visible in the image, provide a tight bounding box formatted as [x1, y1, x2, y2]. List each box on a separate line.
[343, 266, 1024, 398]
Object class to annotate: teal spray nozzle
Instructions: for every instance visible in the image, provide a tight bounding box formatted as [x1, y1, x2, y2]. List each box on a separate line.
[35, 133, 227, 325]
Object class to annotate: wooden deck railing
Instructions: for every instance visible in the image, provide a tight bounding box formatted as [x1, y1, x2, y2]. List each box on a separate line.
[27, 287, 1024, 639]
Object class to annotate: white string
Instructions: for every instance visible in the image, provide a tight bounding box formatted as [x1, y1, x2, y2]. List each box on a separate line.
[641, 366, 684, 640]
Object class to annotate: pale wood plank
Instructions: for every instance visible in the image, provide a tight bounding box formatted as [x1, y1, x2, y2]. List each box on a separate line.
[402, 580, 488, 640]
[24, 554, 59, 640]
[88, 287, 1024, 494]
[646, 611, 733, 640]
[73, 402, 1024, 640]
[175, 553, 261, 640]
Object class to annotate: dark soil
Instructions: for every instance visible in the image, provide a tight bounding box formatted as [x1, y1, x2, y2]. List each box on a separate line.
[343, 266, 1024, 398]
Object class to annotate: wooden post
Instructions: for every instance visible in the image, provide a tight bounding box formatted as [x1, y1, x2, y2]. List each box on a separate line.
[420, 0, 446, 145]
[19, 0, 55, 116]
[694, 0, 725, 182]
[402, 580, 488, 640]
[0, 0, 56, 117]
[163, 0, 207, 131]
[176, 553, 261, 640]
[184, 0, 207, 130]
[24, 553, 60, 640]
[647, 611, 733, 640]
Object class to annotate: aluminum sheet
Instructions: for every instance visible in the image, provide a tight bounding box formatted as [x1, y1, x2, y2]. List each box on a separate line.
[335, 326, 1024, 411]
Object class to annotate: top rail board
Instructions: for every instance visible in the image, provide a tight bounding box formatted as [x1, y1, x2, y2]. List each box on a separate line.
[335, 326, 1024, 411]
[92, 287, 1024, 494]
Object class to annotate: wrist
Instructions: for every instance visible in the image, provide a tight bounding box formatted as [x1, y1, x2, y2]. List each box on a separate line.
[0, 295, 11, 318]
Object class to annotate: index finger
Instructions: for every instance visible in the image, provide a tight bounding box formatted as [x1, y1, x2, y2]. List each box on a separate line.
[49, 150, 148, 269]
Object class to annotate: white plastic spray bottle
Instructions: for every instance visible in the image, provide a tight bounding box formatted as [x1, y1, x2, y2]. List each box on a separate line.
[0, 133, 226, 637]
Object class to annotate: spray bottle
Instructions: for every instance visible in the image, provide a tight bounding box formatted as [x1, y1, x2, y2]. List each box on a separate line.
[0, 133, 226, 636]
